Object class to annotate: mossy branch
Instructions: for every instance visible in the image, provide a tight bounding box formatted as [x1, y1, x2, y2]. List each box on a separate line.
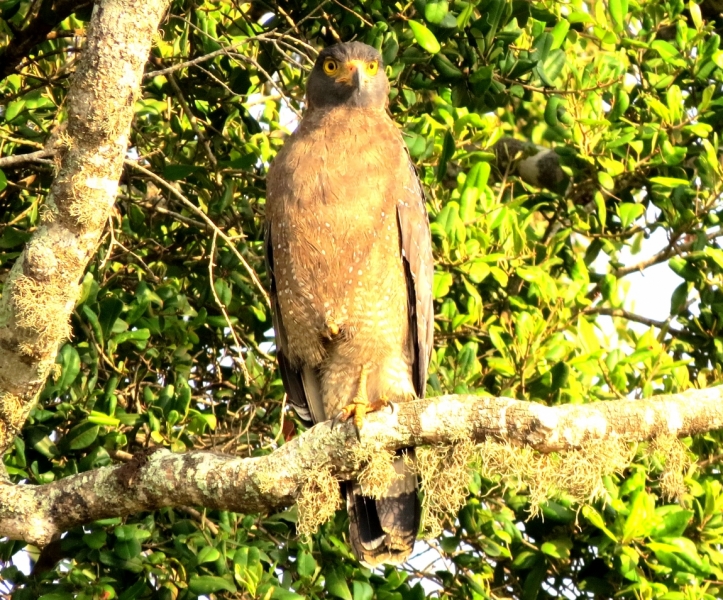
[0, 0, 171, 453]
[0, 387, 720, 547]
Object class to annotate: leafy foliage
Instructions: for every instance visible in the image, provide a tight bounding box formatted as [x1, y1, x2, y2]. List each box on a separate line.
[1, 0, 723, 598]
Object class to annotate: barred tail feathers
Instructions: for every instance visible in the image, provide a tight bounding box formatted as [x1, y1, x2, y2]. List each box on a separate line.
[346, 449, 419, 566]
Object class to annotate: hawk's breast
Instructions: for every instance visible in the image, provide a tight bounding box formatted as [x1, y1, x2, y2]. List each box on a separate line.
[266, 107, 413, 367]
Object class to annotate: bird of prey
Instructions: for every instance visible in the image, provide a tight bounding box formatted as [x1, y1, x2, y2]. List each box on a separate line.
[265, 41, 434, 566]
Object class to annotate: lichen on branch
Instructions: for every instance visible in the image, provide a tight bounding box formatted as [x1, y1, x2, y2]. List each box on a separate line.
[0, 387, 720, 547]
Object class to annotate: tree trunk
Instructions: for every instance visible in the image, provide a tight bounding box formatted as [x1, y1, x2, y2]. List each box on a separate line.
[0, 0, 170, 454]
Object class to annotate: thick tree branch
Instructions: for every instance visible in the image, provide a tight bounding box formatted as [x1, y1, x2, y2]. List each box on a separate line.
[0, 0, 170, 453]
[1, 387, 720, 547]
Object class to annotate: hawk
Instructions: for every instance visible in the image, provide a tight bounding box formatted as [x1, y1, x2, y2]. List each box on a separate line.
[265, 42, 434, 566]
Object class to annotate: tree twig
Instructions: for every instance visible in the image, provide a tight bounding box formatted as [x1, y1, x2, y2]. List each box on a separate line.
[167, 72, 218, 169]
[0, 149, 56, 167]
[582, 307, 691, 338]
[124, 159, 271, 308]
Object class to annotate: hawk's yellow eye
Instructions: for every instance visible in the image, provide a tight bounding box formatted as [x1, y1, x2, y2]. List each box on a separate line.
[323, 58, 339, 75]
[366, 60, 379, 76]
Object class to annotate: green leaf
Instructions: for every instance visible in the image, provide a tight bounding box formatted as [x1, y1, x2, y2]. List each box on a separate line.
[88, 411, 120, 427]
[4, 100, 25, 122]
[198, 545, 221, 564]
[84, 530, 108, 550]
[541, 538, 572, 560]
[352, 581, 374, 600]
[409, 20, 441, 54]
[99, 297, 124, 339]
[464, 259, 491, 283]
[433, 271, 453, 299]
[214, 277, 232, 307]
[670, 282, 689, 314]
[403, 131, 426, 157]
[609, 0, 628, 32]
[437, 129, 456, 181]
[56, 344, 81, 392]
[538, 49, 566, 85]
[424, 0, 448, 24]
[163, 164, 204, 181]
[114, 538, 141, 560]
[112, 328, 151, 346]
[114, 525, 151, 541]
[325, 565, 352, 600]
[582, 505, 618, 542]
[271, 588, 305, 600]
[649, 176, 690, 188]
[598, 172, 615, 190]
[0, 169, 6, 192]
[297, 550, 317, 577]
[29, 432, 59, 459]
[117, 578, 147, 600]
[234, 546, 263, 595]
[457, 2, 475, 28]
[616, 547, 640, 581]
[67, 421, 100, 450]
[622, 491, 655, 542]
[617, 203, 644, 228]
[544, 95, 563, 127]
[550, 20, 570, 49]
[705, 246, 723, 270]
[652, 507, 694, 537]
[188, 575, 237, 595]
[651, 40, 681, 62]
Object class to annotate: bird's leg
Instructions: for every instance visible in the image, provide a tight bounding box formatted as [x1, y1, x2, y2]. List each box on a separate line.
[336, 365, 389, 432]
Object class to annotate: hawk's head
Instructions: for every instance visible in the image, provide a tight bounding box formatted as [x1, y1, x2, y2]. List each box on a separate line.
[306, 42, 388, 110]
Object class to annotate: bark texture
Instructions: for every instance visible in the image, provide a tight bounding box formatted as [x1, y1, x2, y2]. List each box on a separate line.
[0, 0, 170, 454]
[0, 386, 720, 547]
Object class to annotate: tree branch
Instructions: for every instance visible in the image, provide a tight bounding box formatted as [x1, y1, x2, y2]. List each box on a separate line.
[1, 386, 720, 547]
[612, 226, 723, 278]
[0, 149, 56, 167]
[0, 0, 170, 454]
[582, 306, 691, 338]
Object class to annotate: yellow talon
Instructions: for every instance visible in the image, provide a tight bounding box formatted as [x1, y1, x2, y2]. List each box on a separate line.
[325, 317, 340, 337]
[338, 366, 389, 432]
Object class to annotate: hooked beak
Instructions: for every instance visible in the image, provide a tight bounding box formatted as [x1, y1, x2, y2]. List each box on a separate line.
[335, 60, 367, 90]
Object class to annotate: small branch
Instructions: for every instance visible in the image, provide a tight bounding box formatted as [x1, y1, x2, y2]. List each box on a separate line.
[124, 159, 271, 308]
[495, 75, 618, 96]
[166, 72, 217, 169]
[143, 35, 269, 79]
[582, 307, 691, 338]
[133, 199, 207, 229]
[612, 227, 723, 278]
[1, 386, 721, 547]
[208, 230, 252, 385]
[0, 149, 56, 167]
